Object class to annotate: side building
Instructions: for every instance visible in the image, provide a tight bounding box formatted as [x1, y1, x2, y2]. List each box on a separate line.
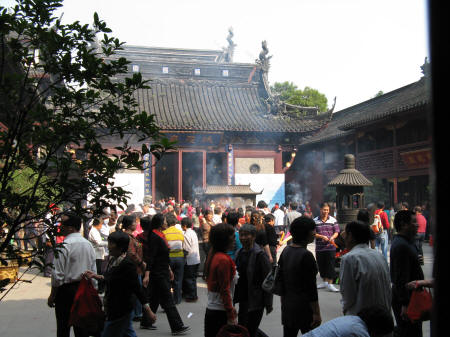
[294, 61, 431, 212]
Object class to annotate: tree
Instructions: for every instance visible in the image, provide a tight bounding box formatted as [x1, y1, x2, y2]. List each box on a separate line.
[0, 0, 174, 286]
[374, 90, 384, 98]
[364, 177, 390, 206]
[271, 81, 328, 113]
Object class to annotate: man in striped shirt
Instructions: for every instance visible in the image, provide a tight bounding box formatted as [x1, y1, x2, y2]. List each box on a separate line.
[314, 202, 340, 292]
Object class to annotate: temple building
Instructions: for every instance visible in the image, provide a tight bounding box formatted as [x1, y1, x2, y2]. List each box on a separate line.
[103, 32, 430, 209]
[105, 34, 335, 207]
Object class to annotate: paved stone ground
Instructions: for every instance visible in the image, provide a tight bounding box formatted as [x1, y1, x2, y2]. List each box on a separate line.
[0, 243, 433, 337]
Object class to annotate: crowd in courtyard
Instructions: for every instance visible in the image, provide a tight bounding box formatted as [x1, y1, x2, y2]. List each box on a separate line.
[1, 197, 432, 337]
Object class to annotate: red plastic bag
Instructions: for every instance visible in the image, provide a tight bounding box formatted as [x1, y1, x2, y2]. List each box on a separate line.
[69, 277, 105, 333]
[407, 287, 432, 322]
[216, 324, 250, 337]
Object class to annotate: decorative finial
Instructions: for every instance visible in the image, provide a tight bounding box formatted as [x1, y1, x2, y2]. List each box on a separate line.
[222, 27, 236, 63]
[256, 40, 272, 71]
[420, 57, 431, 78]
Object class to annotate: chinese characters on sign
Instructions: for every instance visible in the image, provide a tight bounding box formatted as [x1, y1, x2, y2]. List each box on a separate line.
[400, 149, 431, 168]
[164, 132, 222, 147]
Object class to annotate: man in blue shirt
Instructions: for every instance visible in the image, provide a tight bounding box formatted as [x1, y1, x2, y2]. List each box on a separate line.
[225, 211, 242, 260]
[303, 305, 393, 337]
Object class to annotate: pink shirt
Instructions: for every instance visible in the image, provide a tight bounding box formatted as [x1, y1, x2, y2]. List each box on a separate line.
[416, 213, 427, 233]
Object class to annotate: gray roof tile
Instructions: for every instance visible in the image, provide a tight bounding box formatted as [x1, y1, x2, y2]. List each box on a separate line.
[301, 78, 429, 146]
[132, 78, 329, 133]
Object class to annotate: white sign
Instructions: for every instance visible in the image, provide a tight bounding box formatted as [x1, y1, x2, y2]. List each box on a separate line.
[234, 174, 285, 208]
[113, 173, 145, 207]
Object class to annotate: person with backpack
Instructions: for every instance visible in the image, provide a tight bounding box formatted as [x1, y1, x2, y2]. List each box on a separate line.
[373, 202, 390, 261]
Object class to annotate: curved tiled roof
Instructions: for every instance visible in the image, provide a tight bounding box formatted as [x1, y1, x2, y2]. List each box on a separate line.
[110, 45, 332, 134]
[300, 78, 429, 146]
[133, 78, 330, 133]
[338, 79, 429, 131]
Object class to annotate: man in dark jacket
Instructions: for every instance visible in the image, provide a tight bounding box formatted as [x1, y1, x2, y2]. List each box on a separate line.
[234, 224, 273, 337]
[390, 210, 424, 337]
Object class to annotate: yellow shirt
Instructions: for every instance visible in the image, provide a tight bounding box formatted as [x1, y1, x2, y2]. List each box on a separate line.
[163, 226, 185, 258]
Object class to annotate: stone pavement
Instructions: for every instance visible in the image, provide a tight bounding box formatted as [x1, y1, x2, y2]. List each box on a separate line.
[0, 243, 433, 337]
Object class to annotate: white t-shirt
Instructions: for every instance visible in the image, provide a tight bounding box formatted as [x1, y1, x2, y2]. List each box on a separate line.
[183, 228, 200, 265]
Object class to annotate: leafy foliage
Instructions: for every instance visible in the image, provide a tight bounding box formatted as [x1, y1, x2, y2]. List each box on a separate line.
[0, 0, 174, 273]
[271, 81, 328, 113]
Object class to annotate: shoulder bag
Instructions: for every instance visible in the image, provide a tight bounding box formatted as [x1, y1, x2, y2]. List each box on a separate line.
[262, 263, 283, 296]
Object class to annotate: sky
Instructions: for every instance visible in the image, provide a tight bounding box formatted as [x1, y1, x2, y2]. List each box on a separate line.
[3, 0, 430, 112]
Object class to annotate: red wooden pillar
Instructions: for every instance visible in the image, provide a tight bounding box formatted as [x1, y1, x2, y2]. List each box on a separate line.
[393, 177, 398, 204]
[202, 151, 207, 189]
[311, 151, 324, 206]
[274, 150, 283, 173]
[178, 150, 183, 202]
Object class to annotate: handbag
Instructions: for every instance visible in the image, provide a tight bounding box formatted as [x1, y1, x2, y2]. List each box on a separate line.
[69, 277, 105, 333]
[262, 264, 283, 296]
[406, 285, 432, 322]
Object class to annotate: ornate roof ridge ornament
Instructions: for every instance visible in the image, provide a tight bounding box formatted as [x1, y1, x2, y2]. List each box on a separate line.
[219, 27, 237, 63]
[255, 40, 336, 120]
[256, 40, 272, 71]
[421, 57, 431, 78]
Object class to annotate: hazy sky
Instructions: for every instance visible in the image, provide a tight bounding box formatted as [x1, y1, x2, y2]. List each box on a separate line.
[4, 0, 430, 111]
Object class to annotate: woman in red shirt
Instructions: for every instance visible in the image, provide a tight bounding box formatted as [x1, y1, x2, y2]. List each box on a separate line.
[414, 206, 427, 262]
[204, 223, 237, 337]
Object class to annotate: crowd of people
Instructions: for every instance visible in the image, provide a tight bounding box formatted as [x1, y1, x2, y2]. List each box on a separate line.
[34, 196, 432, 337]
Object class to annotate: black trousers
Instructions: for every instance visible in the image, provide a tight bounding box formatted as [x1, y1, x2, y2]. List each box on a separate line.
[237, 301, 264, 337]
[316, 250, 336, 280]
[392, 296, 423, 337]
[141, 273, 184, 332]
[204, 308, 228, 337]
[55, 282, 89, 337]
[283, 324, 312, 337]
[182, 263, 199, 300]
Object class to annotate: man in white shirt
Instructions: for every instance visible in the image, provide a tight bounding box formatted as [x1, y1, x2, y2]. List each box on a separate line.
[181, 217, 200, 302]
[284, 202, 302, 234]
[47, 213, 97, 337]
[88, 218, 108, 277]
[141, 196, 157, 216]
[212, 206, 223, 225]
[339, 220, 392, 316]
[272, 203, 285, 234]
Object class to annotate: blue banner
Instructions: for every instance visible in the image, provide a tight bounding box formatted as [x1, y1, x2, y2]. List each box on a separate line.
[143, 152, 152, 197]
[227, 144, 234, 185]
